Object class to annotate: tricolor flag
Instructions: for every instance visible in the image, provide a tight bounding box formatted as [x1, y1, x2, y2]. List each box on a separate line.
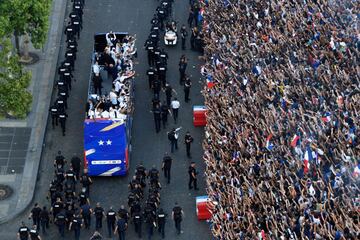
[303, 146, 313, 174]
[321, 112, 331, 123]
[290, 134, 300, 147]
[265, 134, 274, 151]
[206, 75, 215, 88]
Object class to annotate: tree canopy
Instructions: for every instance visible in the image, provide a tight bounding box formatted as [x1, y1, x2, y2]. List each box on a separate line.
[0, 0, 52, 51]
[0, 38, 32, 118]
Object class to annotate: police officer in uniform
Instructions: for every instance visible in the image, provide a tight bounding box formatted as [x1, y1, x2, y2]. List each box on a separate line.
[143, 204, 155, 240]
[64, 23, 75, 42]
[160, 101, 171, 129]
[157, 63, 167, 88]
[144, 38, 155, 66]
[69, 213, 83, 240]
[29, 203, 42, 230]
[55, 210, 67, 238]
[135, 163, 147, 188]
[39, 206, 50, 234]
[180, 25, 188, 50]
[52, 198, 64, 219]
[94, 202, 105, 230]
[178, 55, 187, 85]
[151, 103, 162, 133]
[133, 209, 142, 238]
[184, 76, 192, 102]
[118, 205, 129, 224]
[80, 169, 93, 196]
[164, 83, 177, 106]
[114, 216, 127, 240]
[70, 154, 81, 179]
[157, 208, 167, 239]
[184, 131, 194, 158]
[29, 225, 41, 240]
[106, 206, 116, 238]
[146, 67, 156, 89]
[188, 162, 199, 190]
[162, 153, 172, 184]
[172, 203, 184, 235]
[58, 110, 68, 136]
[17, 222, 30, 240]
[49, 104, 59, 129]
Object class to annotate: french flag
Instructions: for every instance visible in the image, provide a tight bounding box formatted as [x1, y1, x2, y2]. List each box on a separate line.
[321, 112, 331, 123]
[303, 146, 313, 174]
[290, 134, 300, 147]
[206, 75, 215, 88]
[265, 134, 274, 151]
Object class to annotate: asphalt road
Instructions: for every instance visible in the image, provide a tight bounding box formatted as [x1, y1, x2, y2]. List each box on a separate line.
[0, 0, 212, 239]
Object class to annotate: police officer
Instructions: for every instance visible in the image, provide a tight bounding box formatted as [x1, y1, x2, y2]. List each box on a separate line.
[80, 169, 93, 196]
[180, 25, 188, 50]
[184, 131, 194, 158]
[61, 60, 74, 90]
[64, 23, 75, 42]
[52, 198, 64, 219]
[55, 210, 67, 238]
[160, 101, 171, 129]
[29, 203, 41, 230]
[65, 49, 76, 74]
[70, 153, 81, 179]
[29, 225, 41, 240]
[49, 104, 59, 129]
[69, 213, 83, 240]
[178, 55, 187, 84]
[39, 206, 50, 234]
[164, 83, 177, 106]
[78, 188, 89, 207]
[151, 103, 162, 133]
[157, 63, 167, 88]
[67, 37, 78, 53]
[17, 222, 30, 240]
[172, 203, 184, 235]
[144, 38, 155, 66]
[135, 163, 147, 188]
[58, 110, 68, 136]
[156, 6, 166, 30]
[66, 166, 77, 184]
[162, 153, 172, 184]
[143, 204, 155, 240]
[118, 205, 129, 224]
[188, 162, 199, 190]
[114, 216, 127, 240]
[94, 202, 105, 230]
[148, 165, 160, 188]
[146, 67, 156, 89]
[80, 202, 92, 229]
[56, 95, 67, 110]
[106, 206, 116, 238]
[133, 209, 142, 238]
[157, 208, 167, 239]
[184, 76, 192, 102]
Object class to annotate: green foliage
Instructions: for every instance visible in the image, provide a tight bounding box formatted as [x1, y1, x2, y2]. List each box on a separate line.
[0, 0, 52, 50]
[0, 38, 32, 118]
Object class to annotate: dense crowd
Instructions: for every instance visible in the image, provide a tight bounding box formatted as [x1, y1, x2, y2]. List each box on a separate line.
[86, 34, 136, 120]
[200, 0, 360, 239]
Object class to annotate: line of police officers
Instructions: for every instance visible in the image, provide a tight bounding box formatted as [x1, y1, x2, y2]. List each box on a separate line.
[49, 0, 85, 136]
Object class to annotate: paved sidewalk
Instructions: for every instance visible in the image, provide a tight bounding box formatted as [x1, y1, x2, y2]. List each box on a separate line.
[0, 0, 67, 223]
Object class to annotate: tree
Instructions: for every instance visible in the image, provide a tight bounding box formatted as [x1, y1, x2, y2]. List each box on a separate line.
[0, 38, 32, 118]
[0, 0, 52, 55]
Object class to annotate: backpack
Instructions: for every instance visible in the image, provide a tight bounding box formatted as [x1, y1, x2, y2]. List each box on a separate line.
[168, 131, 175, 141]
[173, 206, 182, 220]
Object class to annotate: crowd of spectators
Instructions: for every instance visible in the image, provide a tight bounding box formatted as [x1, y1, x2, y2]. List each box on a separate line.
[200, 0, 360, 239]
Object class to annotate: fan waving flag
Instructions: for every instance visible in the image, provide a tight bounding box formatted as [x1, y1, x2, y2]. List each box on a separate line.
[303, 146, 313, 174]
[265, 134, 274, 151]
[84, 119, 128, 176]
[290, 134, 300, 147]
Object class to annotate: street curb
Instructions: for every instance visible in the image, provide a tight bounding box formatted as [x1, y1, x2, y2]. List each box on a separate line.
[0, 0, 68, 224]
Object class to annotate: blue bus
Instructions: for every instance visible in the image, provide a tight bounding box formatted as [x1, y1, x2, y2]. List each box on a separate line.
[84, 32, 134, 176]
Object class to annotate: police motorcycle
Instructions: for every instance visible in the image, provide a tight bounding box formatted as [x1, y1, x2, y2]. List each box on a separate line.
[164, 20, 177, 46]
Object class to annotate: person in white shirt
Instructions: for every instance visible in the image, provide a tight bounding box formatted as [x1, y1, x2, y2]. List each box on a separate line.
[109, 89, 118, 107]
[92, 61, 100, 75]
[106, 31, 116, 47]
[170, 97, 180, 123]
[101, 110, 110, 118]
[113, 80, 122, 95]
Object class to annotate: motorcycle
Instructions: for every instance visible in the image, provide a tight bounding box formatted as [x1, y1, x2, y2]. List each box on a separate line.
[164, 20, 177, 46]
